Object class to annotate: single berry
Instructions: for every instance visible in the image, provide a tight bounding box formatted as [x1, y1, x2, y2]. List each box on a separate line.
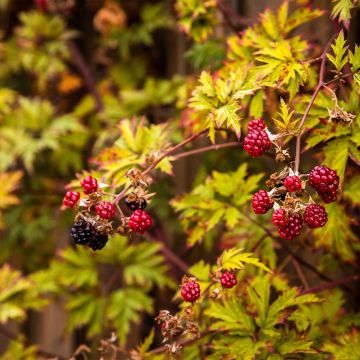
[252, 190, 273, 214]
[95, 201, 115, 219]
[63, 191, 80, 208]
[272, 208, 287, 227]
[309, 165, 339, 203]
[248, 118, 266, 132]
[88, 231, 109, 250]
[70, 219, 93, 245]
[81, 175, 98, 195]
[278, 213, 303, 240]
[128, 209, 153, 234]
[125, 193, 147, 210]
[220, 271, 237, 289]
[284, 175, 302, 192]
[304, 204, 328, 229]
[181, 280, 200, 303]
[243, 130, 271, 158]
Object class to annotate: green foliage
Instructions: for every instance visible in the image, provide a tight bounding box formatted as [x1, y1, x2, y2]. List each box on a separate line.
[327, 31, 349, 72]
[323, 329, 360, 359]
[29, 235, 172, 343]
[190, 70, 258, 141]
[0, 265, 47, 324]
[171, 164, 263, 246]
[0, 0, 360, 358]
[218, 248, 271, 272]
[331, 0, 358, 22]
[205, 275, 320, 359]
[175, 0, 218, 42]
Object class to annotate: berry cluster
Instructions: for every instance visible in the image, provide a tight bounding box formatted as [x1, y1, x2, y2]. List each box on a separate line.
[63, 175, 115, 250]
[309, 165, 339, 203]
[220, 271, 237, 289]
[71, 218, 108, 250]
[251, 165, 339, 241]
[63, 170, 154, 250]
[181, 279, 201, 303]
[243, 119, 272, 158]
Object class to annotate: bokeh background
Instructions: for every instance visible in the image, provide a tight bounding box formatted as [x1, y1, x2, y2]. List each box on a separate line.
[0, 0, 359, 358]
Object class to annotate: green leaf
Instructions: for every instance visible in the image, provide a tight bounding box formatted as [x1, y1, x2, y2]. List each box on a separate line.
[219, 248, 271, 272]
[313, 202, 357, 262]
[327, 31, 349, 72]
[323, 329, 360, 359]
[343, 175, 360, 205]
[323, 137, 349, 183]
[332, 0, 355, 22]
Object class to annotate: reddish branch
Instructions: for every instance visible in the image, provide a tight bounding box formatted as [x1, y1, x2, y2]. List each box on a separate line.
[294, 34, 337, 173]
[68, 41, 104, 113]
[173, 142, 241, 160]
[301, 274, 360, 295]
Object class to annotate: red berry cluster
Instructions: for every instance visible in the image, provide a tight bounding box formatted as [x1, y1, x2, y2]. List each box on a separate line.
[128, 209, 153, 234]
[284, 175, 302, 192]
[181, 279, 201, 303]
[251, 165, 339, 241]
[124, 192, 152, 234]
[243, 119, 272, 158]
[309, 165, 339, 203]
[63, 175, 116, 250]
[220, 271, 237, 289]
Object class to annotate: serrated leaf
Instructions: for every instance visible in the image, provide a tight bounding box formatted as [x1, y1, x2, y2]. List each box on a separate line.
[327, 31, 349, 72]
[219, 248, 271, 272]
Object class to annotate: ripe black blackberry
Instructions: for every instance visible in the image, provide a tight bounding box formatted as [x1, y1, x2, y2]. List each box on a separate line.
[125, 193, 147, 210]
[88, 232, 109, 251]
[70, 218, 93, 245]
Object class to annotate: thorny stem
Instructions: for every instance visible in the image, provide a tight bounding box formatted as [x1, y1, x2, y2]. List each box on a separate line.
[294, 34, 337, 173]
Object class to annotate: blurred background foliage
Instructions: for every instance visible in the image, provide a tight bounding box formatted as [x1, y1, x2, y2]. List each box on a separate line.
[0, 0, 359, 359]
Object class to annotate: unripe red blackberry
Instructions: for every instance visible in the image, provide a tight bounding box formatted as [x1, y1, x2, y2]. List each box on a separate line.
[278, 213, 303, 240]
[181, 280, 200, 303]
[243, 130, 271, 158]
[70, 218, 93, 245]
[319, 190, 337, 204]
[95, 201, 115, 219]
[81, 175, 98, 195]
[284, 175, 302, 192]
[220, 271, 237, 289]
[88, 231, 109, 251]
[272, 208, 287, 227]
[304, 204, 328, 229]
[309, 165, 339, 203]
[63, 191, 80, 208]
[248, 118, 266, 132]
[128, 209, 153, 234]
[252, 190, 273, 214]
[125, 193, 147, 211]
